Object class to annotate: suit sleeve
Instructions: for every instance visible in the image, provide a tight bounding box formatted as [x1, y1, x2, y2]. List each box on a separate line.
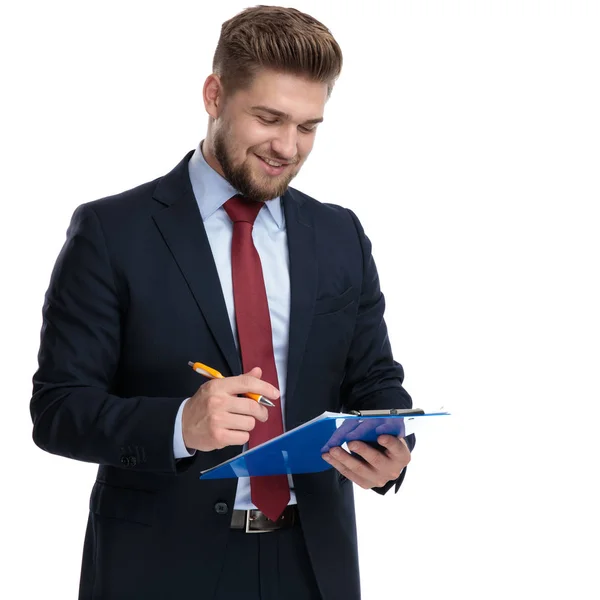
[339, 209, 416, 495]
[30, 203, 185, 473]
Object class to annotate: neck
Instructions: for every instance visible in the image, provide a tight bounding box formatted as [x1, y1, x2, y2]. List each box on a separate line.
[200, 136, 226, 178]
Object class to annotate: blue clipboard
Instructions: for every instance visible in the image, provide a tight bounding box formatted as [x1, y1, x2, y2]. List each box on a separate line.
[199, 408, 449, 479]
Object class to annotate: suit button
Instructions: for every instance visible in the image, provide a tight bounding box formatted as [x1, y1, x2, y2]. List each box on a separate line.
[214, 502, 229, 515]
[120, 455, 135, 467]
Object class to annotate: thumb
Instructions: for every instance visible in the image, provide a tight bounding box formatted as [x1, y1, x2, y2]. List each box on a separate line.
[246, 366, 262, 377]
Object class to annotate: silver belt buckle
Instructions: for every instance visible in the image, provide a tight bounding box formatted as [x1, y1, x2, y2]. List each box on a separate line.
[245, 509, 272, 534]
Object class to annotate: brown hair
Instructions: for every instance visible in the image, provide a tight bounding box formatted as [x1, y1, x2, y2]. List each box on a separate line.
[212, 5, 343, 98]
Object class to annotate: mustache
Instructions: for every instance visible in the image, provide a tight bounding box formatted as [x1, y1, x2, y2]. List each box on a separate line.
[255, 153, 300, 166]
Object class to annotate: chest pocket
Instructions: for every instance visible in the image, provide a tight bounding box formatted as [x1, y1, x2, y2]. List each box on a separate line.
[313, 286, 355, 316]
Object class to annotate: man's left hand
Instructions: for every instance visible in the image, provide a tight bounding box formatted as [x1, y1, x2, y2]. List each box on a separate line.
[322, 435, 411, 489]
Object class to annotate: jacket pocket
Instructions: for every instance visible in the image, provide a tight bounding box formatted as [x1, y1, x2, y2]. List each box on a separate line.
[89, 481, 156, 526]
[314, 286, 355, 316]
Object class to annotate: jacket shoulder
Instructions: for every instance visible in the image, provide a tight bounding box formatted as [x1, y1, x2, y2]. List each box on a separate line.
[287, 186, 355, 221]
[287, 186, 364, 237]
[78, 177, 162, 220]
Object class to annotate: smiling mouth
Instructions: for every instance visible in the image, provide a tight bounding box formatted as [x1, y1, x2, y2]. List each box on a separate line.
[256, 154, 295, 168]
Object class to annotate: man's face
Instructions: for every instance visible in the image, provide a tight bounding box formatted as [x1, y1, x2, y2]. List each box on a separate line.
[207, 69, 328, 202]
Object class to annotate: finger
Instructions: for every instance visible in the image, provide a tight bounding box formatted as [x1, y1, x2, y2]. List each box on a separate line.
[322, 419, 363, 451]
[226, 395, 269, 422]
[343, 419, 380, 441]
[214, 429, 251, 448]
[322, 452, 377, 489]
[347, 440, 390, 470]
[323, 418, 384, 453]
[217, 412, 259, 432]
[327, 446, 377, 482]
[217, 373, 280, 400]
[327, 444, 401, 489]
[375, 419, 406, 438]
[377, 435, 411, 458]
[203, 412, 259, 449]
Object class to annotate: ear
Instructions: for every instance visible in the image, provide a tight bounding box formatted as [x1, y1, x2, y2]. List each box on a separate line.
[203, 74, 223, 119]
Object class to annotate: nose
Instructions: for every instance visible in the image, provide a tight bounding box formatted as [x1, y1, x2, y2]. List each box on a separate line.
[271, 125, 298, 162]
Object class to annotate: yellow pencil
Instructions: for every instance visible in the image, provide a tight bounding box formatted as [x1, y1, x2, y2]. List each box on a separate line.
[187, 361, 276, 407]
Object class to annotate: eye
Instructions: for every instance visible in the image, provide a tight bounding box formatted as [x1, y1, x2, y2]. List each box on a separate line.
[258, 116, 278, 125]
[299, 125, 317, 133]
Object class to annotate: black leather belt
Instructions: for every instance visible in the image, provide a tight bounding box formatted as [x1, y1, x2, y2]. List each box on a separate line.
[230, 505, 298, 533]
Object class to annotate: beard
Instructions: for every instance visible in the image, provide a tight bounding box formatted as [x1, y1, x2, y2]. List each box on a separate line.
[213, 123, 300, 203]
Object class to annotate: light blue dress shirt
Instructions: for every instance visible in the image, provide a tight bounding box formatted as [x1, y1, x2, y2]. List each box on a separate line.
[172, 142, 296, 509]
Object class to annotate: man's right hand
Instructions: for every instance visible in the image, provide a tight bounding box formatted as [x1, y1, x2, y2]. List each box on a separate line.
[181, 366, 279, 452]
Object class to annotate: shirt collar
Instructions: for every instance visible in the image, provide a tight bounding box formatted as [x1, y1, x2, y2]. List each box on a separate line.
[188, 141, 284, 229]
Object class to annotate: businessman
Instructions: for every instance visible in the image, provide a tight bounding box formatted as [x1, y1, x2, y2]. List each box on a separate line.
[30, 6, 415, 599]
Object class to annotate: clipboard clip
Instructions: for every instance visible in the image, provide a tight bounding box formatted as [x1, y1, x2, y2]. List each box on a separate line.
[348, 408, 425, 417]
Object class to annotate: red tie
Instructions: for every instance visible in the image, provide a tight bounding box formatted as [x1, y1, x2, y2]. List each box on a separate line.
[223, 195, 290, 521]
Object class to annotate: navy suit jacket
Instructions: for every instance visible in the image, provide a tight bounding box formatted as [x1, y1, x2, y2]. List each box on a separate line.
[31, 151, 414, 600]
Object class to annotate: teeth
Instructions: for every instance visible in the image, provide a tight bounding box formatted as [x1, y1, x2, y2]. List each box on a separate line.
[262, 157, 283, 167]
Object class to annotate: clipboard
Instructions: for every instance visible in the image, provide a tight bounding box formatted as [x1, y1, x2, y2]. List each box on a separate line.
[199, 408, 449, 479]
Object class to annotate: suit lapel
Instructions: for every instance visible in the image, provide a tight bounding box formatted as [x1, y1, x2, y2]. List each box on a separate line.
[152, 153, 242, 377]
[283, 189, 318, 429]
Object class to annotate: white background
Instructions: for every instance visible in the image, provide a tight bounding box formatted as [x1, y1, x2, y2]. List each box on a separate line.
[2, 1, 599, 598]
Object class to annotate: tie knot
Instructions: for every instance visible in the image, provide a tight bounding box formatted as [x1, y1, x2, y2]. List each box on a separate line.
[223, 195, 264, 225]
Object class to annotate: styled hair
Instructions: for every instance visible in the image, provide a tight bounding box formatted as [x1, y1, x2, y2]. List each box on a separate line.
[212, 5, 343, 98]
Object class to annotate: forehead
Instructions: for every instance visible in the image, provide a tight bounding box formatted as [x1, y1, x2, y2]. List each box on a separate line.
[232, 69, 328, 120]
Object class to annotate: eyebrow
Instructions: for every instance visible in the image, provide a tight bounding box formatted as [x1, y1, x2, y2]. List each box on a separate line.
[251, 105, 324, 125]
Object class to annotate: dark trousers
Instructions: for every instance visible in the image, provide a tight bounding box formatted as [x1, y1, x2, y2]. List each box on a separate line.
[213, 523, 322, 599]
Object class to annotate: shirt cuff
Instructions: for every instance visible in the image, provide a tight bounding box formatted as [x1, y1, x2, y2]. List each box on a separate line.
[173, 398, 196, 459]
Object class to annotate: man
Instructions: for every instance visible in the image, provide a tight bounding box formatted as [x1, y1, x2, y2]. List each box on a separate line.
[30, 6, 415, 599]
